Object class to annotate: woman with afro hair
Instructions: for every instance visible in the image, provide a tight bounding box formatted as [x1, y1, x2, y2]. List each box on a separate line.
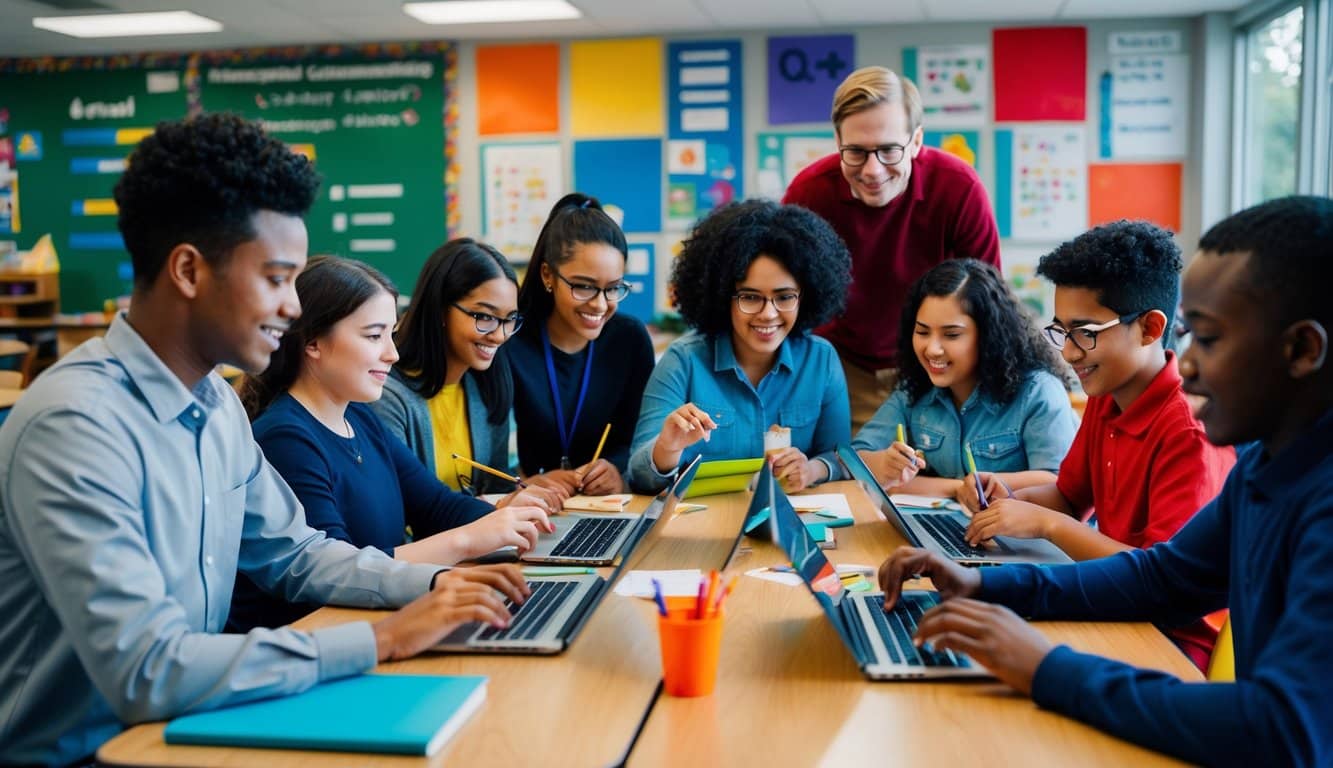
[844, 259, 1077, 504]
[627, 200, 852, 493]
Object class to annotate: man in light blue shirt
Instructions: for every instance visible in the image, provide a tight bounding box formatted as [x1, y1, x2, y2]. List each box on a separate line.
[0, 115, 523, 765]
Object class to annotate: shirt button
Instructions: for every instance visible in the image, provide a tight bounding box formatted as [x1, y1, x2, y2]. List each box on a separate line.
[191, 409, 201, 419]
[203, 496, 210, 505]
[205, 555, 215, 566]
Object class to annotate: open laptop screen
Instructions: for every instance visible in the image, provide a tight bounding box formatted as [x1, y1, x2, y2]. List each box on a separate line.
[770, 482, 860, 655]
[834, 444, 923, 548]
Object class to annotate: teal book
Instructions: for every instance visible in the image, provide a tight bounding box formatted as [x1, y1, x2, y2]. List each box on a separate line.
[163, 674, 487, 756]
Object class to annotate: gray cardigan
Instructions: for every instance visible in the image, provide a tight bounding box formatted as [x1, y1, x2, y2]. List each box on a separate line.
[370, 368, 513, 495]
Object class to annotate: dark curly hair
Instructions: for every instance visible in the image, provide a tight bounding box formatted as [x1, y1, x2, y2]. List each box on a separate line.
[395, 237, 516, 423]
[897, 260, 1068, 405]
[1198, 195, 1333, 329]
[115, 113, 321, 290]
[1037, 220, 1183, 343]
[239, 256, 396, 420]
[671, 200, 850, 335]
[516, 192, 628, 320]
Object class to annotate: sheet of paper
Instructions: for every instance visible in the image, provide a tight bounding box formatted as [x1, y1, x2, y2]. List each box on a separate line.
[744, 567, 804, 587]
[790, 493, 853, 519]
[614, 569, 703, 598]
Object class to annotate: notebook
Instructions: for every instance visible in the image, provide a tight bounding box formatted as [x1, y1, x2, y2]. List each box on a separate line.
[163, 674, 486, 756]
[684, 457, 764, 498]
[562, 493, 633, 512]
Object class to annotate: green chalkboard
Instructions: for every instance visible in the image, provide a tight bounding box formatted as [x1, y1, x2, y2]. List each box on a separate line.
[198, 53, 449, 294]
[0, 64, 189, 310]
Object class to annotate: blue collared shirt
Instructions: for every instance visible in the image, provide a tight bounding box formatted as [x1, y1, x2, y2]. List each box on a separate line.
[841, 370, 1076, 480]
[628, 331, 850, 492]
[0, 315, 441, 765]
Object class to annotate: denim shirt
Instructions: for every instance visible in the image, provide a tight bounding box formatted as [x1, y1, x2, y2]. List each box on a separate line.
[628, 331, 850, 493]
[842, 369, 1076, 480]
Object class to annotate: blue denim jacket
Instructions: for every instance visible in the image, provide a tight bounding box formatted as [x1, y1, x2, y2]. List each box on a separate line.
[841, 370, 1076, 480]
[628, 331, 850, 492]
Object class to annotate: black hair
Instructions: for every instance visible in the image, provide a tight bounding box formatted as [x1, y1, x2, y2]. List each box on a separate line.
[1197, 195, 1333, 329]
[115, 113, 321, 290]
[671, 199, 850, 334]
[239, 256, 395, 420]
[897, 259, 1069, 405]
[516, 192, 628, 320]
[395, 237, 516, 423]
[1037, 220, 1183, 343]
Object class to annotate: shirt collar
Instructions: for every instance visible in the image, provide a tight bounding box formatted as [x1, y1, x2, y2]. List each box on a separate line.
[712, 333, 795, 376]
[1249, 407, 1333, 497]
[1108, 351, 1183, 437]
[103, 312, 226, 424]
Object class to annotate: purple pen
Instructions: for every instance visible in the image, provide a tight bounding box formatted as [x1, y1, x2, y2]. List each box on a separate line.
[651, 578, 668, 617]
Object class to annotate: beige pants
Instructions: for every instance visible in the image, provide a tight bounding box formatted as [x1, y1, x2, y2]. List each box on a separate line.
[840, 355, 899, 434]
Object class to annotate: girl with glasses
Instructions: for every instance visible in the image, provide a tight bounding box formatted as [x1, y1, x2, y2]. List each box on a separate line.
[509, 193, 656, 495]
[628, 199, 852, 494]
[371, 238, 562, 507]
[844, 259, 1077, 500]
[232, 256, 554, 631]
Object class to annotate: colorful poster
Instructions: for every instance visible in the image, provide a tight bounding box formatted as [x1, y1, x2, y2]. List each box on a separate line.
[755, 131, 833, 199]
[1002, 244, 1056, 320]
[1102, 54, 1189, 159]
[903, 45, 988, 126]
[0, 167, 17, 234]
[993, 27, 1087, 122]
[619, 242, 656, 323]
[995, 126, 1087, 241]
[570, 38, 664, 137]
[573, 138, 662, 233]
[477, 43, 560, 136]
[480, 142, 563, 263]
[667, 40, 743, 229]
[1088, 162, 1182, 232]
[767, 35, 855, 125]
[923, 130, 980, 169]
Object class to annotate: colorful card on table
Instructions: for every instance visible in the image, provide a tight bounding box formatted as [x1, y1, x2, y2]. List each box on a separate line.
[163, 674, 486, 756]
[563, 493, 633, 512]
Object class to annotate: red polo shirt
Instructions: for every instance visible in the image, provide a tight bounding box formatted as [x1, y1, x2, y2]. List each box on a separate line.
[1057, 352, 1235, 669]
[782, 146, 1000, 371]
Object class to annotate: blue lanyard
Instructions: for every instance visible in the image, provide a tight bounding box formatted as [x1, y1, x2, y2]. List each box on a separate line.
[541, 326, 595, 470]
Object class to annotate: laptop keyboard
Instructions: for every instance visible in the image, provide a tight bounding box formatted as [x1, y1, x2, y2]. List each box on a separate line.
[916, 514, 990, 558]
[476, 580, 578, 642]
[856, 594, 964, 667]
[549, 517, 631, 559]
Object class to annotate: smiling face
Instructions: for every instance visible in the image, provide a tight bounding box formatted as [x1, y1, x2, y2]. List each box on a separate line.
[1178, 250, 1286, 447]
[836, 102, 923, 208]
[444, 276, 519, 373]
[913, 294, 980, 405]
[541, 241, 626, 350]
[1050, 285, 1160, 404]
[303, 289, 399, 404]
[730, 255, 800, 366]
[191, 210, 307, 374]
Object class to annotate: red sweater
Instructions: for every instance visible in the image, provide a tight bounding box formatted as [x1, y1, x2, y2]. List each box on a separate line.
[782, 147, 1000, 370]
[1058, 352, 1236, 667]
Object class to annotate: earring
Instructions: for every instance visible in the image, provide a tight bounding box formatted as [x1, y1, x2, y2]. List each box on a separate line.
[545, 283, 553, 292]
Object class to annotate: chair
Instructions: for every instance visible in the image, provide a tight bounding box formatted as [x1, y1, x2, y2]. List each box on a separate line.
[1207, 616, 1235, 681]
[0, 339, 37, 388]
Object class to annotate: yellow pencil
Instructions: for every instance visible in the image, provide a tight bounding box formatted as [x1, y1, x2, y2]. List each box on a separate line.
[589, 423, 612, 466]
[896, 423, 906, 445]
[451, 453, 526, 488]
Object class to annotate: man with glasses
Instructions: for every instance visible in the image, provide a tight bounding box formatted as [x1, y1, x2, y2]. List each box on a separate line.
[784, 66, 1000, 431]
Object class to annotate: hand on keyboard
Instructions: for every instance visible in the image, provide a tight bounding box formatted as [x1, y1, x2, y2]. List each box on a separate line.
[964, 498, 1059, 547]
[876, 546, 980, 610]
[911, 597, 1054, 696]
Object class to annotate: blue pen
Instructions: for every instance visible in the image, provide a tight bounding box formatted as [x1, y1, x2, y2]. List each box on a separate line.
[650, 578, 669, 617]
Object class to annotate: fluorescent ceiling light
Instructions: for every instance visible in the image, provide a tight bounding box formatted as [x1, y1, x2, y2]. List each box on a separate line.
[403, 0, 581, 24]
[33, 11, 223, 38]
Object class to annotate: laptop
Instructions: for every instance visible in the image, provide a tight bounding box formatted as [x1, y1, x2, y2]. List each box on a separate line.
[835, 444, 1072, 567]
[433, 455, 702, 655]
[770, 479, 989, 681]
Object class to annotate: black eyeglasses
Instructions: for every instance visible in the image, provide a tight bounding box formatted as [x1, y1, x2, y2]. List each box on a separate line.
[450, 303, 524, 336]
[838, 144, 908, 167]
[550, 268, 631, 303]
[1043, 311, 1146, 352]
[733, 291, 800, 315]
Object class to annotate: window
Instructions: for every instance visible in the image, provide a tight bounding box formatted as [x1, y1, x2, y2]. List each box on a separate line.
[1239, 5, 1305, 206]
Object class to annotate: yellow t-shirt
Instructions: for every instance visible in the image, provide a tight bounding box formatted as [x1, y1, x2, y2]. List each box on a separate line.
[427, 383, 473, 491]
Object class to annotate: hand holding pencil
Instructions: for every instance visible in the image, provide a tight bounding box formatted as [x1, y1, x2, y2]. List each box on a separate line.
[575, 423, 624, 495]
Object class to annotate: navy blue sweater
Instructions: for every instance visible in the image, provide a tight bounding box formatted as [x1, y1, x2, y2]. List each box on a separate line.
[982, 407, 1333, 766]
[227, 395, 491, 630]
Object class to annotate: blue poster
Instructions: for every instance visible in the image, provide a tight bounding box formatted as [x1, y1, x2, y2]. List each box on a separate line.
[767, 35, 855, 125]
[667, 40, 743, 229]
[573, 139, 662, 233]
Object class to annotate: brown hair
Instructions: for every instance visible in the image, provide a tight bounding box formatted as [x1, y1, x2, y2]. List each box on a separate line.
[831, 66, 923, 134]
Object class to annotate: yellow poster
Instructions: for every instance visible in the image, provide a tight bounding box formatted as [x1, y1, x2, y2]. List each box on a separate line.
[570, 38, 664, 137]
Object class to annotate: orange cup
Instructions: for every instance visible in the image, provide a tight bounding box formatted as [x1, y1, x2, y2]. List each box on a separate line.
[657, 607, 725, 697]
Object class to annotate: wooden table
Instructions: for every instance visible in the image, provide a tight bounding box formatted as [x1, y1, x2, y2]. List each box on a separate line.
[0, 387, 19, 409]
[98, 484, 1200, 767]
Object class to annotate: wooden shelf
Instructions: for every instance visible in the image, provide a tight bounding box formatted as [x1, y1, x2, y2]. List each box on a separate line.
[0, 272, 59, 324]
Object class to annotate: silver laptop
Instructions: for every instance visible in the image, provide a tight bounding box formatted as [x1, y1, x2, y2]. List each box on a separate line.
[835, 444, 1072, 567]
[433, 456, 702, 655]
[770, 478, 989, 681]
